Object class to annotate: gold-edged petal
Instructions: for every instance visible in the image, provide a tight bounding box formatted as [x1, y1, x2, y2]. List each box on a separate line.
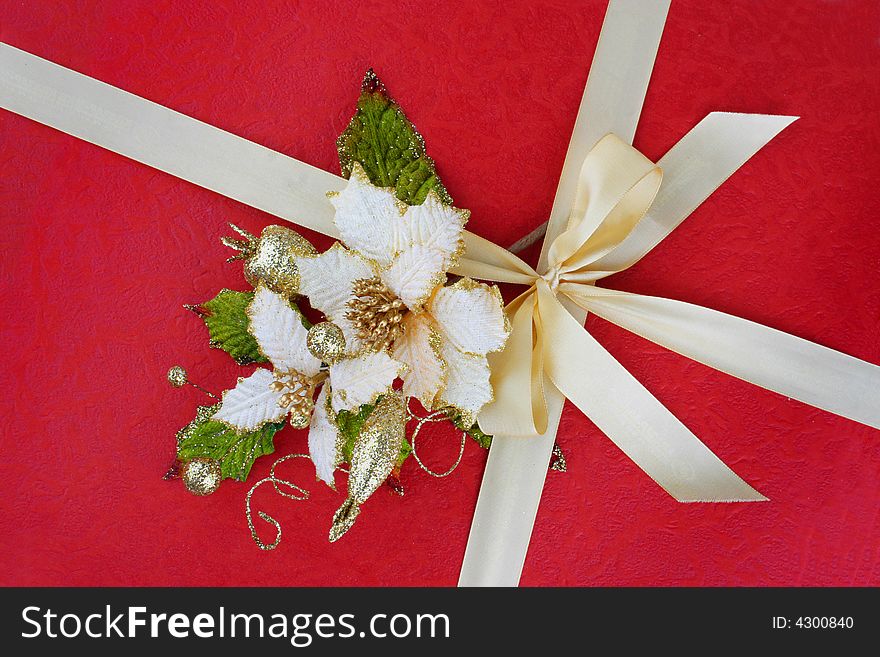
[401, 190, 468, 268]
[307, 386, 340, 488]
[429, 277, 511, 356]
[379, 244, 446, 312]
[435, 340, 493, 428]
[392, 313, 446, 409]
[247, 285, 321, 377]
[296, 243, 373, 352]
[212, 368, 288, 432]
[329, 163, 405, 267]
[328, 351, 404, 413]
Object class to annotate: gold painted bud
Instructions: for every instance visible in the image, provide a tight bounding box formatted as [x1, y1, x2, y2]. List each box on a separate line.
[307, 322, 347, 364]
[167, 365, 188, 388]
[329, 391, 406, 542]
[223, 224, 317, 297]
[182, 457, 223, 496]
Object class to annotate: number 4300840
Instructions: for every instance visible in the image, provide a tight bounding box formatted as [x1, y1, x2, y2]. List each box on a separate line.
[795, 617, 854, 629]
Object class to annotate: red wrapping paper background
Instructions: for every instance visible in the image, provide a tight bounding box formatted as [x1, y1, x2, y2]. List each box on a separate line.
[1, 0, 878, 586]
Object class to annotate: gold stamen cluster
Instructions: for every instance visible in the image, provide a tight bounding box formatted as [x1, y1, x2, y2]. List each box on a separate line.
[345, 277, 406, 351]
[270, 370, 323, 428]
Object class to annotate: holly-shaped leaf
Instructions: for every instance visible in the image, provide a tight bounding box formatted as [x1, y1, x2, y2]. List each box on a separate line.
[337, 69, 452, 206]
[189, 289, 267, 365]
[177, 418, 286, 482]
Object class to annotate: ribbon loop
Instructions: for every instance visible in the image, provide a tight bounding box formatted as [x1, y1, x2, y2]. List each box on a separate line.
[547, 134, 662, 273]
[470, 134, 665, 439]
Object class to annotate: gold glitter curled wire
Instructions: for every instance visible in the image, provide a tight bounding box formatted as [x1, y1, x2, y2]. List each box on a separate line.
[245, 453, 310, 551]
[406, 403, 466, 478]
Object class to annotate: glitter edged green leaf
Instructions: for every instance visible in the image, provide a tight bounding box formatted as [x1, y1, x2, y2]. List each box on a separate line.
[177, 418, 286, 482]
[192, 289, 267, 365]
[450, 412, 492, 449]
[337, 69, 452, 206]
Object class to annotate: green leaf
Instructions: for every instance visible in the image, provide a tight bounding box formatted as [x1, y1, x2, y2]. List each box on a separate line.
[336, 397, 411, 467]
[337, 69, 452, 206]
[395, 435, 412, 468]
[177, 418, 286, 482]
[336, 401, 378, 463]
[175, 402, 222, 447]
[450, 412, 492, 449]
[191, 289, 267, 365]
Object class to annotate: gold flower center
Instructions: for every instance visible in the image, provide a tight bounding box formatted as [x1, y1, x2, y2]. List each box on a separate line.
[345, 277, 407, 351]
[270, 370, 324, 414]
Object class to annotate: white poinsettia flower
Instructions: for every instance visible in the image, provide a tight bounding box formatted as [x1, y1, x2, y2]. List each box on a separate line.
[394, 277, 509, 426]
[296, 164, 510, 426]
[211, 285, 402, 486]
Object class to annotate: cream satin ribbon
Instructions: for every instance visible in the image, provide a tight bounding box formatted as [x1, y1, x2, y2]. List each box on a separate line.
[3, 0, 879, 589]
[454, 130, 880, 505]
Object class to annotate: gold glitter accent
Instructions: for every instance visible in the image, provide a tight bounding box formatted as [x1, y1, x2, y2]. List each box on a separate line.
[222, 224, 317, 297]
[345, 277, 407, 351]
[329, 391, 406, 542]
[288, 408, 311, 429]
[220, 222, 256, 258]
[182, 457, 223, 495]
[167, 365, 188, 388]
[175, 403, 221, 447]
[306, 322, 347, 364]
[245, 454, 311, 550]
[549, 443, 567, 472]
[329, 498, 360, 542]
[270, 369, 327, 427]
[167, 365, 219, 399]
[406, 403, 466, 478]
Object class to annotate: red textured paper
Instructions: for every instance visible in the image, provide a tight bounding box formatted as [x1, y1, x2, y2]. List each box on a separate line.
[1, 0, 878, 586]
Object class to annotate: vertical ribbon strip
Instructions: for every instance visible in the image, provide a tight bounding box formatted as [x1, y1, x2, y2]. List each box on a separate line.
[2, 0, 877, 590]
[459, 0, 671, 587]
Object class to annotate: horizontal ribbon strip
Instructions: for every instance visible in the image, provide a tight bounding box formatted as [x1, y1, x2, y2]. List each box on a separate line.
[3, 0, 877, 590]
[460, 0, 672, 587]
[0, 42, 346, 237]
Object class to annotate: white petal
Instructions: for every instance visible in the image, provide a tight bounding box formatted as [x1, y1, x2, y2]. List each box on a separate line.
[296, 244, 373, 352]
[330, 163, 405, 267]
[328, 351, 403, 413]
[400, 191, 467, 267]
[436, 341, 493, 427]
[296, 244, 372, 318]
[212, 369, 288, 432]
[430, 278, 510, 356]
[392, 314, 446, 409]
[380, 244, 446, 312]
[308, 387, 340, 488]
[247, 286, 321, 376]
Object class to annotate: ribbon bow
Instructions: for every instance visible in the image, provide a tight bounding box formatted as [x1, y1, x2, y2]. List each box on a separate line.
[454, 133, 880, 503]
[457, 135, 661, 436]
[2, 0, 878, 586]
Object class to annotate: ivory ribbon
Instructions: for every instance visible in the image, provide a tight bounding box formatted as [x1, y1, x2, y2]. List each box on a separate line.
[2, 0, 878, 588]
[455, 131, 880, 497]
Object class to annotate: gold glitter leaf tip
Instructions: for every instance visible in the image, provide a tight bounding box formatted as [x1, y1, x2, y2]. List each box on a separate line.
[329, 497, 361, 542]
[550, 443, 567, 472]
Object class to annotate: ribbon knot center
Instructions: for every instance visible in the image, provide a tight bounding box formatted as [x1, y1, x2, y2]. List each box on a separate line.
[541, 266, 562, 293]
